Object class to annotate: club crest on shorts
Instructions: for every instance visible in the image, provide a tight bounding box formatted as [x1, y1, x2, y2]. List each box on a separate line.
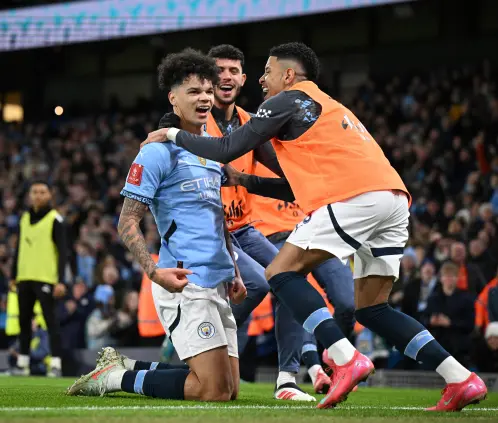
[198, 156, 206, 166]
[198, 322, 215, 339]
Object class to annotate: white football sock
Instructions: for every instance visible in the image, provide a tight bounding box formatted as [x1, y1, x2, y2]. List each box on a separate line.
[123, 357, 137, 371]
[308, 364, 321, 385]
[327, 338, 356, 366]
[436, 356, 471, 384]
[276, 371, 296, 388]
[106, 369, 127, 392]
[51, 357, 61, 370]
[17, 354, 30, 368]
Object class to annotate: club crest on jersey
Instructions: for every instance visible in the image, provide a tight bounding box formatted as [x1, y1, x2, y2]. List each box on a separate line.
[198, 156, 207, 166]
[198, 322, 215, 339]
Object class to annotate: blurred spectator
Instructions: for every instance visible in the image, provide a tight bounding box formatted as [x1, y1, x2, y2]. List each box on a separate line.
[423, 262, 475, 367]
[75, 242, 96, 288]
[475, 271, 498, 335]
[401, 260, 438, 321]
[0, 293, 7, 349]
[472, 288, 498, 373]
[58, 281, 94, 351]
[489, 287, 498, 322]
[102, 265, 120, 287]
[449, 242, 486, 296]
[8, 319, 50, 375]
[468, 238, 497, 282]
[390, 247, 418, 308]
[86, 285, 117, 350]
[472, 322, 498, 373]
[112, 290, 139, 347]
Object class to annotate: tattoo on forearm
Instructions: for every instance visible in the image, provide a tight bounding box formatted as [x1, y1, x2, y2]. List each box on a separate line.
[118, 198, 156, 278]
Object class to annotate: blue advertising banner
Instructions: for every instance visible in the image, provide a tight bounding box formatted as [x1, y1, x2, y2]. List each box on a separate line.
[0, 0, 413, 51]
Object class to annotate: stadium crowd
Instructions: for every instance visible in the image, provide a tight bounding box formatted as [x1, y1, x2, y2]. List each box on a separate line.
[0, 60, 497, 374]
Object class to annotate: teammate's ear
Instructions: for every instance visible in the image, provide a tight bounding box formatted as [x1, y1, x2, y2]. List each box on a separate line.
[284, 68, 294, 84]
[168, 91, 176, 106]
[241, 73, 247, 87]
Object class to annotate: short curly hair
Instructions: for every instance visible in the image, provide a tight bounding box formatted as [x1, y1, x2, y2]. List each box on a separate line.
[157, 48, 219, 91]
[269, 42, 320, 83]
[207, 44, 245, 67]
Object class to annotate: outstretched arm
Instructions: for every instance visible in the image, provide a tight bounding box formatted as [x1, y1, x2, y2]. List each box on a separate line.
[223, 164, 295, 202]
[254, 142, 284, 177]
[241, 174, 295, 202]
[142, 92, 296, 163]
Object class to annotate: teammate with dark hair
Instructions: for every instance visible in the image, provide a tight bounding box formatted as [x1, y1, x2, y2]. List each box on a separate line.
[206, 44, 315, 401]
[205, 43, 355, 397]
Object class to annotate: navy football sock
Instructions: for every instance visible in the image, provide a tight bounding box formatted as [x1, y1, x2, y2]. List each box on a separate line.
[355, 303, 450, 369]
[121, 368, 190, 399]
[268, 271, 346, 348]
[133, 361, 189, 371]
[302, 342, 321, 369]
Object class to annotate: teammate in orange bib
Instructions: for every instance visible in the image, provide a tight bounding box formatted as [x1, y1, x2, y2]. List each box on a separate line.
[203, 45, 315, 402]
[145, 42, 487, 411]
[207, 108, 254, 231]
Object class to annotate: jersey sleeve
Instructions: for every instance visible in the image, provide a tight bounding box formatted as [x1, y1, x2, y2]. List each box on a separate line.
[173, 92, 296, 163]
[120, 143, 171, 205]
[240, 174, 295, 202]
[254, 141, 284, 177]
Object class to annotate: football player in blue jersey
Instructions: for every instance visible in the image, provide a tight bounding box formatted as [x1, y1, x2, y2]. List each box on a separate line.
[67, 48, 246, 402]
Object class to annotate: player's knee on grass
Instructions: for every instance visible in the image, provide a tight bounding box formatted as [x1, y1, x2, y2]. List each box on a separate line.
[185, 371, 232, 402]
[188, 371, 232, 402]
[229, 358, 239, 401]
[198, 375, 233, 402]
[187, 347, 234, 402]
[230, 384, 239, 400]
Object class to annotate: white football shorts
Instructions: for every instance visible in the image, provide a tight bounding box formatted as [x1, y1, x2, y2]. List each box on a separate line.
[151, 281, 238, 361]
[286, 190, 410, 279]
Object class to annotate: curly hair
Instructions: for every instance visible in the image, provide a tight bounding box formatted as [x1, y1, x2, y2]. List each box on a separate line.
[157, 48, 219, 91]
[269, 42, 320, 83]
[207, 44, 245, 67]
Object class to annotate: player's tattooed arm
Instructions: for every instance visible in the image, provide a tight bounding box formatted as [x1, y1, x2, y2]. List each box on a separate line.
[117, 198, 157, 280]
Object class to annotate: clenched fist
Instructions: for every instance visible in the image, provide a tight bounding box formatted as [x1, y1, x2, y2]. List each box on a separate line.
[151, 267, 192, 293]
[229, 276, 247, 305]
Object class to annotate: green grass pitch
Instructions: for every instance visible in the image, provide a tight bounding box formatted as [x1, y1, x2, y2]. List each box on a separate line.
[0, 377, 496, 422]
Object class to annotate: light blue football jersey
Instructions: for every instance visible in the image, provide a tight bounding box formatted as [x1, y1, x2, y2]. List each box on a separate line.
[120, 138, 235, 288]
